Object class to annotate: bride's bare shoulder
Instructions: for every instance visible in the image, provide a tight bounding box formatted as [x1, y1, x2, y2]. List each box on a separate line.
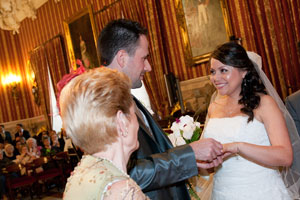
[258, 94, 277, 108]
[256, 94, 281, 120]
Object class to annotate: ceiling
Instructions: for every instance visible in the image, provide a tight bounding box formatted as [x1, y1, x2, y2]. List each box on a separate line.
[0, 0, 60, 34]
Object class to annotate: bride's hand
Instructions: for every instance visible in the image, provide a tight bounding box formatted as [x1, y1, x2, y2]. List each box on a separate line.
[222, 143, 240, 159]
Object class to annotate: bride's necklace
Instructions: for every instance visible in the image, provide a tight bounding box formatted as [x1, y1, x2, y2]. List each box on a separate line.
[225, 106, 242, 117]
[213, 96, 242, 117]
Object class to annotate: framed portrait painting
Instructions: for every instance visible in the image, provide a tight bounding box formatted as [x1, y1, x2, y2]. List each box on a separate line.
[179, 75, 216, 123]
[177, 0, 232, 65]
[63, 5, 99, 69]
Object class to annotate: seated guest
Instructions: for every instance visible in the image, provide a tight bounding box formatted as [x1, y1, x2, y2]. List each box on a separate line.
[0, 150, 12, 200]
[12, 136, 24, 150]
[0, 125, 12, 144]
[59, 128, 72, 152]
[58, 128, 80, 156]
[48, 130, 57, 139]
[19, 136, 26, 145]
[26, 138, 41, 157]
[60, 67, 148, 199]
[50, 133, 63, 152]
[3, 144, 16, 161]
[15, 124, 30, 140]
[38, 131, 49, 147]
[285, 90, 300, 137]
[14, 140, 22, 156]
[41, 136, 60, 157]
[15, 145, 37, 175]
[57, 128, 66, 151]
[34, 127, 48, 147]
[58, 128, 82, 166]
[0, 149, 13, 169]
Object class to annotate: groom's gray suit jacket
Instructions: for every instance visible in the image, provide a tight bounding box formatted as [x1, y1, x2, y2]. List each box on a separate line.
[127, 97, 198, 200]
[286, 90, 300, 138]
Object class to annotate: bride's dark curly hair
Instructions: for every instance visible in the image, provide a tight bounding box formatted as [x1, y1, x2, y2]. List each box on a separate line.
[210, 42, 267, 122]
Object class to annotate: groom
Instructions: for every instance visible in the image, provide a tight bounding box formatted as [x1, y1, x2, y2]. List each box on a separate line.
[97, 19, 223, 199]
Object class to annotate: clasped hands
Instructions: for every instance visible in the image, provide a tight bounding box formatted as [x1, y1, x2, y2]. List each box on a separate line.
[190, 138, 237, 169]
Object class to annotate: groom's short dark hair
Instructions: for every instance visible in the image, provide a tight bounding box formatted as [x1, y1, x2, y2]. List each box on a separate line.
[97, 19, 147, 66]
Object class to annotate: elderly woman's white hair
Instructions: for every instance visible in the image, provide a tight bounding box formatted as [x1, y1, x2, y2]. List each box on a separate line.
[26, 137, 37, 146]
[59, 67, 133, 154]
[4, 143, 14, 154]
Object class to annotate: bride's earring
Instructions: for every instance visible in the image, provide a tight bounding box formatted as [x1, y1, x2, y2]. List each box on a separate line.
[243, 79, 247, 87]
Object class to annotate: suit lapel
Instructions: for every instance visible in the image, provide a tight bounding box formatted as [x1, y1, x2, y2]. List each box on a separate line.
[133, 97, 173, 152]
[136, 114, 157, 141]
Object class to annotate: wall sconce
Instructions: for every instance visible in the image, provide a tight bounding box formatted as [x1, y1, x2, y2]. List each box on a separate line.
[2, 74, 22, 100]
[32, 79, 40, 105]
[27, 60, 40, 105]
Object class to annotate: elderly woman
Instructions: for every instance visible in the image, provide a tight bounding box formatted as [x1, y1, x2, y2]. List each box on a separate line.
[3, 144, 16, 161]
[15, 145, 39, 175]
[15, 145, 36, 165]
[60, 67, 148, 199]
[26, 137, 41, 157]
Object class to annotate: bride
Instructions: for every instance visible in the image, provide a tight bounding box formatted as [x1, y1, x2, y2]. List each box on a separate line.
[201, 42, 300, 200]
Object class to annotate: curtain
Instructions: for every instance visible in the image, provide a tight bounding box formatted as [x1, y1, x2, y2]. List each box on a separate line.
[121, 0, 170, 116]
[29, 35, 69, 129]
[29, 47, 51, 129]
[44, 36, 69, 95]
[94, 1, 123, 31]
[226, 0, 300, 99]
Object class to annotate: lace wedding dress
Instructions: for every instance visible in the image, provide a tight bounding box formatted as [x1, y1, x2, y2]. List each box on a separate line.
[203, 116, 291, 200]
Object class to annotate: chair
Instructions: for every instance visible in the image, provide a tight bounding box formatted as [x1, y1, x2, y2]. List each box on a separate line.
[53, 151, 73, 179]
[3, 162, 37, 200]
[31, 156, 64, 194]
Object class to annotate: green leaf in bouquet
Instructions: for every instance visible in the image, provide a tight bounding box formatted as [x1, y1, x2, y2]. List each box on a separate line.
[180, 130, 190, 143]
[183, 137, 190, 144]
[191, 127, 201, 142]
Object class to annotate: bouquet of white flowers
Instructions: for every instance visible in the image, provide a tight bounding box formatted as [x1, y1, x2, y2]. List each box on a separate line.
[167, 115, 202, 200]
[168, 115, 202, 146]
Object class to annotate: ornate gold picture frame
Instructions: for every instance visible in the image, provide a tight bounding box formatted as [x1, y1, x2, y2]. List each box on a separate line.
[63, 5, 99, 69]
[176, 0, 232, 65]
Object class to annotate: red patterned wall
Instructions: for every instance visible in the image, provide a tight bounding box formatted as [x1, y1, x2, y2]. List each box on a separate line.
[1, 0, 299, 122]
[0, 30, 37, 122]
[0, 0, 117, 123]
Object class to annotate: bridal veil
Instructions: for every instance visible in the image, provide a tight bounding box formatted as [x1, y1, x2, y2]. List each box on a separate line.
[247, 51, 300, 199]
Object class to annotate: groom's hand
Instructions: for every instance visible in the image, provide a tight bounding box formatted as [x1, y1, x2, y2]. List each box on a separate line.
[196, 157, 223, 169]
[190, 138, 223, 165]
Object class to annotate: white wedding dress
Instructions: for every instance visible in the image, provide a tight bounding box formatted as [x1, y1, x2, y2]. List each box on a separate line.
[203, 116, 292, 200]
